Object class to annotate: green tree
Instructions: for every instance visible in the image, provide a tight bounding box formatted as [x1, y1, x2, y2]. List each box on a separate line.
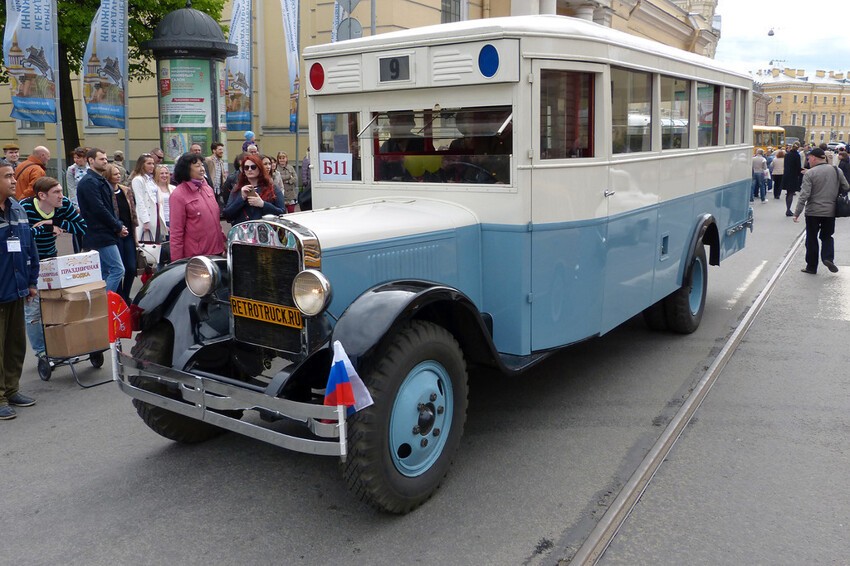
[0, 0, 226, 161]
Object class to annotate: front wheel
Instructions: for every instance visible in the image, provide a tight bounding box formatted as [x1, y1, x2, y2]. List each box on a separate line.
[129, 324, 228, 444]
[342, 320, 469, 514]
[664, 243, 707, 334]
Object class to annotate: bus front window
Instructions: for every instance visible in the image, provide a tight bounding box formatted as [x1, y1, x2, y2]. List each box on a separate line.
[365, 107, 512, 184]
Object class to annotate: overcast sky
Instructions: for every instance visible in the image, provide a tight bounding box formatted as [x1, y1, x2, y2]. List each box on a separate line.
[713, 0, 847, 76]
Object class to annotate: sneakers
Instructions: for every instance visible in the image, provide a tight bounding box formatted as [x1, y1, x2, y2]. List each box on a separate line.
[801, 268, 817, 274]
[0, 405, 16, 420]
[8, 393, 36, 407]
[786, 211, 794, 217]
[823, 260, 839, 273]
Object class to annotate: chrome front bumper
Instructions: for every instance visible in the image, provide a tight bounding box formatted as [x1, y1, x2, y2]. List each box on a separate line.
[110, 343, 348, 459]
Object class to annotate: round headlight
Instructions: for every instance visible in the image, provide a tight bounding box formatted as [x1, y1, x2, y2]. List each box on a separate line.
[185, 256, 220, 298]
[292, 269, 332, 316]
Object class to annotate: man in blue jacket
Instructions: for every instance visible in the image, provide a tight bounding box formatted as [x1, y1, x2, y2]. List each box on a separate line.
[76, 148, 128, 293]
[0, 158, 39, 420]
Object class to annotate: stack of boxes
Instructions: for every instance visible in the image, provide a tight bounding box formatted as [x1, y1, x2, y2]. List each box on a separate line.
[37, 251, 109, 358]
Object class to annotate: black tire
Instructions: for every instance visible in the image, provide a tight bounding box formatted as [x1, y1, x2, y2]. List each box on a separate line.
[342, 320, 469, 514]
[38, 357, 51, 381]
[664, 243, 707, 334]
[129, 324, 226, 444]
[642, 299, 668, 331]
[90, 351, 104, 368]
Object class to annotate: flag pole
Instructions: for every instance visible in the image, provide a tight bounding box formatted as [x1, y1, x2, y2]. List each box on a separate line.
[123, 0, 130, 163]
[294, 0, 300, 186]
[52, 0, 63, 178]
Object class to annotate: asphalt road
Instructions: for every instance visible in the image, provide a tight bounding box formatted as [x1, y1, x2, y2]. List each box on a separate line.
[2, 198, 808, 565]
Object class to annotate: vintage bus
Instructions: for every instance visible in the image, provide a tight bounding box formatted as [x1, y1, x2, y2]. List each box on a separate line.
[115, 15, 754, 513]
[753, 125, 785, 154]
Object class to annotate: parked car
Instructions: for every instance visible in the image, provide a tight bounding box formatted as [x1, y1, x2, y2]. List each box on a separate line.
[827, 141, 846, 151]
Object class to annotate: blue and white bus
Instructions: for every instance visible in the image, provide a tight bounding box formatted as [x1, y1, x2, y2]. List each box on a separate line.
[115, 15, 754, 514]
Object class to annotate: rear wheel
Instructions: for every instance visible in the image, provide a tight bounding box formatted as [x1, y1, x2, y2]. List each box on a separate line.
[664, 243, 707, 334]
[342, 321, 469, 514]
[130, 324, 227, 444]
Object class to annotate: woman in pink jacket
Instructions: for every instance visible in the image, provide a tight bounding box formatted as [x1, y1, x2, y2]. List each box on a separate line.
[169, 152, 225, 261]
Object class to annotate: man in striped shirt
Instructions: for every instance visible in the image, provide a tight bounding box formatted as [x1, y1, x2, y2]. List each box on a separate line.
[21, 176, 87, 359]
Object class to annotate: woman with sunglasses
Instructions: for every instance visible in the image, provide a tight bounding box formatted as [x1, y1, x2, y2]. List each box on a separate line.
[223, 153, 285, 225]
[169, 153, 225, 262]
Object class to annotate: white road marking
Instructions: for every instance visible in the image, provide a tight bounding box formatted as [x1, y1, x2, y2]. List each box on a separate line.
[726, 260, 768, 308]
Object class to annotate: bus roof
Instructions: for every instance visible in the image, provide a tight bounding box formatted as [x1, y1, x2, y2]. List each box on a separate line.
[303, 15, 751, 86]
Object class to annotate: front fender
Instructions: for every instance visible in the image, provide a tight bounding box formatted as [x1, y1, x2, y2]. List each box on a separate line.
[133, 257, 231, 366]
[331, 280, 499, 375]
[683, 214, 718, 286]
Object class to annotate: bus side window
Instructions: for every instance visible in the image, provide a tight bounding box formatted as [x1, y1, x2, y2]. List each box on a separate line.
[540, 70, 594, 159]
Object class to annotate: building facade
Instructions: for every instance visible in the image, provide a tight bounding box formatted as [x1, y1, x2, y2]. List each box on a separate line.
[0, 0, 719, 171]
[758, 67, 850, 145]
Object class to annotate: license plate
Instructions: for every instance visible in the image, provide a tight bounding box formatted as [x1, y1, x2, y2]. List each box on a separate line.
[230, 296, 304, 329]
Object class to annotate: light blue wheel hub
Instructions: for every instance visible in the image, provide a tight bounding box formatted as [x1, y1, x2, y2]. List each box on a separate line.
[688, 256, 704, 314]
[389, 360, 454, 477]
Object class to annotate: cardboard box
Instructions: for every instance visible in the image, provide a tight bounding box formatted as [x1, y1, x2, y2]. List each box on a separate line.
[40, 280, 107, 326]
[38, 251, 102, 290]
[44, 316, 109, 358]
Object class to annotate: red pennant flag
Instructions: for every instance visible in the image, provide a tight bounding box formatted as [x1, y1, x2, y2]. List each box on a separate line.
[107, 291, 132, 342]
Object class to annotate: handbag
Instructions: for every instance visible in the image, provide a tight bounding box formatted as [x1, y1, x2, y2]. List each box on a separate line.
[136, 229, 162, 276]
[835, 167, 850, 218]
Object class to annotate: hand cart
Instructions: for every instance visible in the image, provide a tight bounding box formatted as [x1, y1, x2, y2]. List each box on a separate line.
[37, 349, 110, 388]
[35, 291, 112, 388]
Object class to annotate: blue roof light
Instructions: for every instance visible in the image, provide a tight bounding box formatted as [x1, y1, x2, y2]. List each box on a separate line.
[478, 44, 499, 78]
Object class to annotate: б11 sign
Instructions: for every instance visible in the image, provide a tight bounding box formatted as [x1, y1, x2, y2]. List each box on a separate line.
[319, 152, 353, 181]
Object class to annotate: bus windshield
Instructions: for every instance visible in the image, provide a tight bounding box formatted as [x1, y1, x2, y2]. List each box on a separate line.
[359, 106, 512, 184]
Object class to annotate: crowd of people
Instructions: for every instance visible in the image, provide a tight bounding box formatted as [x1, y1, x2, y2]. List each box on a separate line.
[0, 137, 313, 420]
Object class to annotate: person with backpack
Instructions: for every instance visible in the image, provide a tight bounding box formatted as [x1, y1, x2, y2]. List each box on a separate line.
[14, 146, 49, 200]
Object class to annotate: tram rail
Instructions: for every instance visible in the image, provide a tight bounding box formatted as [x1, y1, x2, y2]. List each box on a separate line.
[567, 230, 806, 565]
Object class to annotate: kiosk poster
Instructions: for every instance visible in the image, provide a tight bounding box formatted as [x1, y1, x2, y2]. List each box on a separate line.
[225, 0, 252, 132]
[83, 0, 127, 128]
[2, 0, 57, 122]
[158, 59, 213, 162]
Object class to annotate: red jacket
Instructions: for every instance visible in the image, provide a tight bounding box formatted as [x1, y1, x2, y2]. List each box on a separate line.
[169, 180, 226, 261]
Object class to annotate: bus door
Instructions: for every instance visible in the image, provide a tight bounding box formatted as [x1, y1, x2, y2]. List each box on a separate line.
[529, 60, 609, 350]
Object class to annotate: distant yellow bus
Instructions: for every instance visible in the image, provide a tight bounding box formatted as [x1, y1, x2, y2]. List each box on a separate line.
[753, 125, 784, 154]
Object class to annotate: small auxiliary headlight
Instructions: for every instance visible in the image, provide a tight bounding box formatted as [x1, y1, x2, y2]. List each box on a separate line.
[185, 256, 220, 298]
[292, 269, 332, 316]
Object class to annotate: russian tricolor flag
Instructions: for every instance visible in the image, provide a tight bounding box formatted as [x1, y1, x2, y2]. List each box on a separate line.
[324, 340, 374, 415]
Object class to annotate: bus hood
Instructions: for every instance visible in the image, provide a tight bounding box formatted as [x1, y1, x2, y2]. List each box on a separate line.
[283, 198, 481, 250]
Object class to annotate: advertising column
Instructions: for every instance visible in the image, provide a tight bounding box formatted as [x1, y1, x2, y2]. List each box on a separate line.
[158, 59, 221, 163]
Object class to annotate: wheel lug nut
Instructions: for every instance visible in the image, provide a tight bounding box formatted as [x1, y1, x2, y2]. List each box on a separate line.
[437, 406, 444, 414]
[433, 428, 440, 437]
[430, 393, 437, 402]
[417, 403, 425, 411]
[412, 426, 420, 434]
[420, 438, 428, 447]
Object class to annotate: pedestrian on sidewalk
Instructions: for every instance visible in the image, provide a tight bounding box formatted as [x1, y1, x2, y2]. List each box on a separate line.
[77, 148, 128, 293]
[782, 142, 803, 216]
[752, 148, 768, 202]
[794, 147, 850, 274]
[0, 158, 39, 420]
[20, 176, 87, 361]
[771, 148, 785, 199]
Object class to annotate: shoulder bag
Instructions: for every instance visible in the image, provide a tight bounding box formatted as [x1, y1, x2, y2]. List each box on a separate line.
[835, 167, 850, 218]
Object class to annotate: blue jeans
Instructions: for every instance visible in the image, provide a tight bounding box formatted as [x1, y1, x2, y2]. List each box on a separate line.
[97, 244, 125, 294]
[751, 172, 766, 201]
[24, 293, 45, 357]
